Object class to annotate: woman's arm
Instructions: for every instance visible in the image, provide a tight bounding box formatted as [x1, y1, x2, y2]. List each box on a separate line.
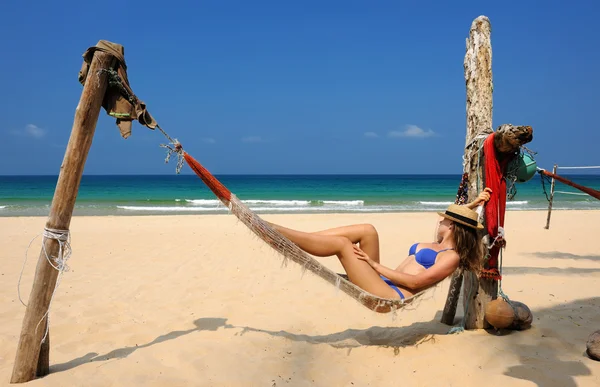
[464, 187, 492, 209]
[372, 256, 458, 290]
[353, 245, 459, 290]
[369, 263, 420, 289]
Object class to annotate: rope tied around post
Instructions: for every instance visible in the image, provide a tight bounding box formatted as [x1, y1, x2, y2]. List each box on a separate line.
[18, 228, 72, 345]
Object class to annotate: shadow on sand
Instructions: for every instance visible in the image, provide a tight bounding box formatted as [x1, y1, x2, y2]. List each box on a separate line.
[232, 315, 447, 353]
[501, 297, 599, 387]
[526, 251, 600, 262]
[502, 266, 600, 276]
[51, 314, 446, 373]
[50, 318, 229, 373]
[52, 298, 600, 387]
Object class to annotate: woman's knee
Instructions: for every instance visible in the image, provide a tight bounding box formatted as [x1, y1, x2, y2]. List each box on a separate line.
[362, 224, 378, 239]
[335, 236, 354, 257]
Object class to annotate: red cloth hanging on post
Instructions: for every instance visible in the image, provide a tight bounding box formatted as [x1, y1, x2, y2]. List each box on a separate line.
[481, 133, 513, 280]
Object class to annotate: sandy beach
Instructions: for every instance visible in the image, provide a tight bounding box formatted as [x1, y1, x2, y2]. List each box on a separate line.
[1, 210, 599, 386]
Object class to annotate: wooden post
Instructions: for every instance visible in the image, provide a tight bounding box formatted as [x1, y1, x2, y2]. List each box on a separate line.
[544, 164, 557, 229]
[440, 17, 534, 329]
[11, 50, 114, 384]
[463, 268, 496, 329]
[440, 15, 494, 327]
[462, 15, 496, 330]
[35, 322, 49, 377]
[441, 271, 463, 325]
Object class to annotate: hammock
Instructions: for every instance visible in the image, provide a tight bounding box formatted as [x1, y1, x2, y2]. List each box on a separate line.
[179, 150, 428, 313]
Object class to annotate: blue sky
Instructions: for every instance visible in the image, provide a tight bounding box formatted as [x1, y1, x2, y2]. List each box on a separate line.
[1, 1, 599, 175]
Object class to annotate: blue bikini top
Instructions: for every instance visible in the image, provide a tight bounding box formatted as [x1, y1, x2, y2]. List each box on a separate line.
[409, 243, 454, 269]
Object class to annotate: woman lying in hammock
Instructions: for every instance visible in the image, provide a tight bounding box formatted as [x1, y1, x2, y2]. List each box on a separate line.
[268, 188, 491, 300]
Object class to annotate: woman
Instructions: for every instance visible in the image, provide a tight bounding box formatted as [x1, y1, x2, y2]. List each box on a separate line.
[268, 188, 491, 300]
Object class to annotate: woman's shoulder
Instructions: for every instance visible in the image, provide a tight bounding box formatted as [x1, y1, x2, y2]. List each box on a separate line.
[416, 242, 452, 251]
[437, 248, 459, 261]
[414, 242, 437, 249]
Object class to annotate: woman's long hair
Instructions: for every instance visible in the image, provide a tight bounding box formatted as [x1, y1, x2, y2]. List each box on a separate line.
[452, 222, 482, 274]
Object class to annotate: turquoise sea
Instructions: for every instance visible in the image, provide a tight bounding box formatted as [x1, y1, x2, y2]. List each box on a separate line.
[1, 174, 599, 217]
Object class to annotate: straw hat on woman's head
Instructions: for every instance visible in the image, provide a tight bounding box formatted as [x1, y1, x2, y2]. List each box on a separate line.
[437, 204, 484, 230]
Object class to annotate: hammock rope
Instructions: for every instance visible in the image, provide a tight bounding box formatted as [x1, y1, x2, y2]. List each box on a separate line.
[98, 65, 477, 315]
[151, 121, 519, 319]
[114, 97, 426, 313]
[177, 147, 427, 313]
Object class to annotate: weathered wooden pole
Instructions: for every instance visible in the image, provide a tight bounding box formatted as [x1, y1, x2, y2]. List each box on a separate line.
[11, 50, 114, 384]
[441, 15, 494, 327]
[36, 322, 49, 376]
[441, 271, 463, 325]
[544, 164, 558, 229]
[461, 16, 497, 330]
[441, 17, 534, 329]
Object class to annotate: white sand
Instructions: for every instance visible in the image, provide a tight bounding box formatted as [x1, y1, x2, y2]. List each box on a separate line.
[1, 210, 599, 386]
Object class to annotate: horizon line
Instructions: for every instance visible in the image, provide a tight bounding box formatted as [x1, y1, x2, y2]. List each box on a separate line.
[2, 172, 600, 177]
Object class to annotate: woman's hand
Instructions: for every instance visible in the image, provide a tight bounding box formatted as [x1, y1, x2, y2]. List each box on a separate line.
[475, 187, 492, 205]
[354, 245, 376, 267]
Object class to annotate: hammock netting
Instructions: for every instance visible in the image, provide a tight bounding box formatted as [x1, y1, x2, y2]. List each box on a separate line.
[182, 152, 426, 313]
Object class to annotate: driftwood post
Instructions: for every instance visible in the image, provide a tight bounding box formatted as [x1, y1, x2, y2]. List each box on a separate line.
[440, 271, 463, 325]
[441, 15, 494, 327]
[544, 164, 557, 229]
[11, 50, 114, 384]
[441, 16, 534, 329]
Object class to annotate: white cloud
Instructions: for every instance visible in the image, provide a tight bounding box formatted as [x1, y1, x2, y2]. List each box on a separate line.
[25, 124, 45, 138]
[364, 131, 379, 138]
[241, 136, 265, 143]
[388, 125, 435, 139]
[10, 124, 46, 139]
[202, 137, 216, 144]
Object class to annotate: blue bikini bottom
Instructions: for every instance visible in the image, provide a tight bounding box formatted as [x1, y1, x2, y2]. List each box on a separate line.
[380, 275, 405, 299]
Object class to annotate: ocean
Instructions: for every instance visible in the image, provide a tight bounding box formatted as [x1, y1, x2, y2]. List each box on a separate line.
[1, 174, 599, 217]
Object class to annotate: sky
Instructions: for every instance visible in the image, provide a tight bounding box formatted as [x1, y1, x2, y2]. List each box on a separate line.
[1, 1, 599, 175]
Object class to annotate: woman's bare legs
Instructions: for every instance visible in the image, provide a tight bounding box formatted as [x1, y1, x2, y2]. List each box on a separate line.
[311, 224, 380, 263]
[267, 222, 400, 299]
